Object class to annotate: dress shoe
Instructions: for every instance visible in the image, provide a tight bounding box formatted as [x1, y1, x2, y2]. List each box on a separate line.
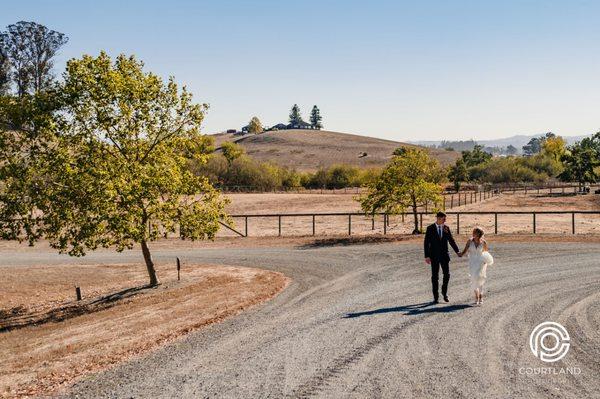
[443, 296, 449, 302]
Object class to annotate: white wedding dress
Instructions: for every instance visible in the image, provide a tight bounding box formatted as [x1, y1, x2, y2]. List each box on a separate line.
[467, 240, 494, 292]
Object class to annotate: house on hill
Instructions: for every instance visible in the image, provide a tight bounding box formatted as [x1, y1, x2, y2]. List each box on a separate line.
[246, 120, 316, 132]
[288, 120, 312, 129]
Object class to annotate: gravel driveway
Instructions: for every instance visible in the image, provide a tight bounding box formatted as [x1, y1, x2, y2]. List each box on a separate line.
[12, 241, 597, 398]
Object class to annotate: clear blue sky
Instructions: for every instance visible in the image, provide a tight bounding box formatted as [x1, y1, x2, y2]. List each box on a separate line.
[3, 0, 600, 141]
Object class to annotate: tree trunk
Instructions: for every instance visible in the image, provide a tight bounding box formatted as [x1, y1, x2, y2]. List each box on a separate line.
[411, 196, 420, 234]
[141, 239, 159, 286]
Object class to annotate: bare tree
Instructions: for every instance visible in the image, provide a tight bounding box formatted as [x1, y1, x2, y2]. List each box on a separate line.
[0, 21, 68, 95]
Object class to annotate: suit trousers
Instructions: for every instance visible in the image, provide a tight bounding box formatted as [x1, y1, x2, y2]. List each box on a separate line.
[431, 258, 450, 299]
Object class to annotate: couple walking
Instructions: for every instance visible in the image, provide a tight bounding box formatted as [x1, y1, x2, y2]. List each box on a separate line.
[423, 212, 494, 305]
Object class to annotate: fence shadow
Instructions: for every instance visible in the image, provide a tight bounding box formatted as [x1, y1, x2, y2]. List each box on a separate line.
[0, 284, 155, 333]
[344, 302, 472, 319]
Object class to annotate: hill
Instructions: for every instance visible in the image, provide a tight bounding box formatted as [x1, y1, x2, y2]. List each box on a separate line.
[211, 129, 459, 171]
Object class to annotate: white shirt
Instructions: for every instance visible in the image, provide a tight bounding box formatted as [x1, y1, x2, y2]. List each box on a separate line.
[436, 223, 444, 238]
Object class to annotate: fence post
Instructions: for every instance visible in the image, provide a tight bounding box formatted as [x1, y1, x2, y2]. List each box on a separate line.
[572, 212, 575, 234]
[177, 257, 181, 281]
[419, 213, 423, 232]
[348, 214, 352, 236]
[451, 195, 454, 208]
[458, 193, 461, 207]
[494, 213, 498, 234]
[533, 212, 536, 234]
[245, 216, 248, 237]
[75, 286, 82, 301]
[278, 215, 282, 237]
[312, 214, 316, 236]
[371, 216, 375, 230]
[457, 213, 460, 235]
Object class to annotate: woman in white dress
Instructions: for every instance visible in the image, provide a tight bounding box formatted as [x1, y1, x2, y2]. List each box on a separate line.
[459, 227, 494, 305]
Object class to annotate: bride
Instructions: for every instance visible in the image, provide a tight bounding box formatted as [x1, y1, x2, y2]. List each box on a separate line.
[459, 227, 494, 305]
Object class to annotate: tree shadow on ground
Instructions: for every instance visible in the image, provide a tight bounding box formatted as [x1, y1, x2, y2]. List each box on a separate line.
[298, 234, 416, 249]
[344, 301, 472, 319]
[0, 284, 156, 333]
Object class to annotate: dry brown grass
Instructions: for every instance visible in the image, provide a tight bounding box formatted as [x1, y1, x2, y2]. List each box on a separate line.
[216, 191, 600, 237]
[213, 129, 459, 171]
[0, 262, 288, 398]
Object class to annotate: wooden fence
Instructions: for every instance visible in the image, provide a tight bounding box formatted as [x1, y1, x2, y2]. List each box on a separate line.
[222, 210, 600, 238]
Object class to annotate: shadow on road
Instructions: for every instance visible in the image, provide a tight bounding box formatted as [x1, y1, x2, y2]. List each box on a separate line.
[344, 302, 472, 318]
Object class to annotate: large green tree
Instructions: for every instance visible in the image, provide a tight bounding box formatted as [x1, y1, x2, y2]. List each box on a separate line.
[1, 52, 229, 286]
[559, 135, 600, 188]
[359, 147, 444, 234]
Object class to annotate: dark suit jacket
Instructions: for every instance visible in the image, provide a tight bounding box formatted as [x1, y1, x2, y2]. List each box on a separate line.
[424, 223, 460, 262]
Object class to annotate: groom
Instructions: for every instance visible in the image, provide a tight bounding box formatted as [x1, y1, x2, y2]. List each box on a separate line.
[424, 211, 461, 304]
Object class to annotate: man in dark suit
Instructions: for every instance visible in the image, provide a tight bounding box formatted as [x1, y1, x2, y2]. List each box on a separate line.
[424, 211, 461, 303]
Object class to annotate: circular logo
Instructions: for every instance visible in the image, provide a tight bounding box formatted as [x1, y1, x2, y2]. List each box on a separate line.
[529, 322, 570, 362]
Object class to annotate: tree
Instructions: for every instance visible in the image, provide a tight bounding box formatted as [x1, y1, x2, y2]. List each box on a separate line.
[461, 145, 492, 168]
[0, 88, 64, 243]
[0, 46, 9, 94]
[522, 132, 555, 156]
[309, 105, 322, 129]
[289, 104, 303, 127]
[542, 135, 567, 161]
[0, 21, 68, 95]
[1, 52, 229, 286]
[359, 147, 444, 234]
[506, 145, 518, 155]
[448, 158, 469, 192]
[558, 137, 600, 188]
[221, 141, 245, 165]
[247, 116, 263, 134]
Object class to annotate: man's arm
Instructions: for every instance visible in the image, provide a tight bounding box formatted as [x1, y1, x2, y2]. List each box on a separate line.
[424, 225, 431, 259]
[447, 227, 460, 253]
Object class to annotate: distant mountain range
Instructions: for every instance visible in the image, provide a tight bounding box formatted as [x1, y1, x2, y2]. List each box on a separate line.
[410, 133, 591, 150]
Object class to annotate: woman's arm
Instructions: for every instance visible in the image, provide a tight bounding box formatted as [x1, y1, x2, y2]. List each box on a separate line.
[482, 239, 488, 251]
[459, 239, 470, 257]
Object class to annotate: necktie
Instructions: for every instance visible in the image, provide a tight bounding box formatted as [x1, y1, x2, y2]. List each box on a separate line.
[438, 225, 442, 238]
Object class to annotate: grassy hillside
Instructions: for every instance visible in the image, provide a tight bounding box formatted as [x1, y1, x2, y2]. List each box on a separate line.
[212, 129, 459, 171]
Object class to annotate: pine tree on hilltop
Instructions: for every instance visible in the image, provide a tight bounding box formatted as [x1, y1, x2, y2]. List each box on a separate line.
[310, 105, 322, 130]
[289, 104, 303, 127]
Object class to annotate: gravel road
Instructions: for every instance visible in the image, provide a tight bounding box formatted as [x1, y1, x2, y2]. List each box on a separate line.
[13, 241, 597, 398]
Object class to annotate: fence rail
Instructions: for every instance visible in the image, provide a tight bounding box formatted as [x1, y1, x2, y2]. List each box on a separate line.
[217, 182, 597, 195]
[222, 210, 600, 238]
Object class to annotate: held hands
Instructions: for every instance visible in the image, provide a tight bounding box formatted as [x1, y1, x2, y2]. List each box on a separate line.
[425, 257, 431, 264]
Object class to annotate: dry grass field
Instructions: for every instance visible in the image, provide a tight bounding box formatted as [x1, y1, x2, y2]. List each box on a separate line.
[218, 191, 600, 237]
[212, 129, 459, 171]
[0, 262, 288, 398]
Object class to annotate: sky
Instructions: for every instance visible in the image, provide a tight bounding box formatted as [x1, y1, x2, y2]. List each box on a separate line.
[3, 0, 600, 141]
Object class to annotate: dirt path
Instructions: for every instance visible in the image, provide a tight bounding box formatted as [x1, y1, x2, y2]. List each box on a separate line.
[6, 241, 591, 398]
